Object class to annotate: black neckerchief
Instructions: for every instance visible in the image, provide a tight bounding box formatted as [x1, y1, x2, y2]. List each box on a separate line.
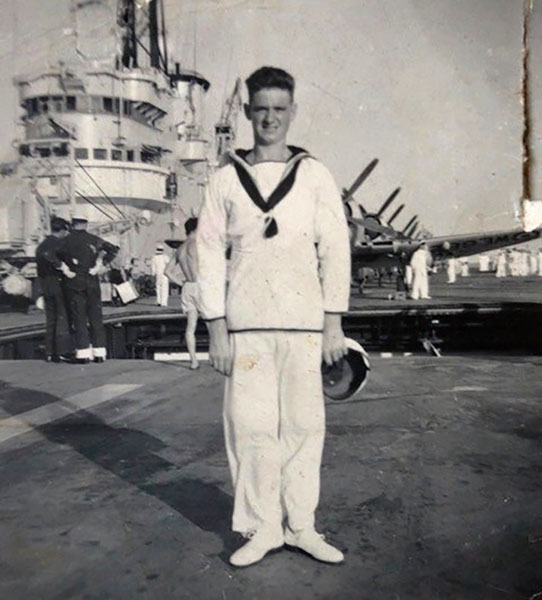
[228, 146, 311, 238]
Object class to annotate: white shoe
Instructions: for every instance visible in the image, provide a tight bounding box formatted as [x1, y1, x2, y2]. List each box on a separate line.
[284, 528, 344, 563]
[229, 529, 284, 567]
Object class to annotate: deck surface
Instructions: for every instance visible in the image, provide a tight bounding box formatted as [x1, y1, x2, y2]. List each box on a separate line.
[1, 272, 541, 337]
[1, 356, 541, 599]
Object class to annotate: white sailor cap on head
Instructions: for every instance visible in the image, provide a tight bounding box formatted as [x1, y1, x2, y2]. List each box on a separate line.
[156, 244, 164, 252]
[71, 211, 88, 224]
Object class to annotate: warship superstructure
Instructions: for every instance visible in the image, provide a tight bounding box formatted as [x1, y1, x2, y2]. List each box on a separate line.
[0, 0, 211, 265]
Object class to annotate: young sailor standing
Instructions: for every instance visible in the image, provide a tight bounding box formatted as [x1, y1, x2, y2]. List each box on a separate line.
[196, 66, 351, 567]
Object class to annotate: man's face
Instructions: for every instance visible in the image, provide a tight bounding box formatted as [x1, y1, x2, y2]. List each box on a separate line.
[244, 88, 296, 147]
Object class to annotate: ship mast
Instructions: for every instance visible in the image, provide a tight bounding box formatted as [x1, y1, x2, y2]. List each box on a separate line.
[215, 78, 243, 163]
[118, 0, 138, 68]
[118, 0, 168, 75]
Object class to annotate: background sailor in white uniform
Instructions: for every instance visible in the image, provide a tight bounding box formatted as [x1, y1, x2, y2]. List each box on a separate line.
[446, 256, 457, 284]
[410, 242, 432, 299]
[495, 250, 507, 278]
[151, 244, 170, 307]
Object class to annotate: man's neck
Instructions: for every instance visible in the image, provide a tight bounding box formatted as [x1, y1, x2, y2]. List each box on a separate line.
[247, 143, 291, 165]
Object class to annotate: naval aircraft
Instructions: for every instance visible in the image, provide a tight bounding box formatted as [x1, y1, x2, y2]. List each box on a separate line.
[344, 159, 542, 277]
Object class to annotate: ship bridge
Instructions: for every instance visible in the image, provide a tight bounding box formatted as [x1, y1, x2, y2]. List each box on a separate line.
[3, 0, 212, 262]
[15, 66, 176, 213]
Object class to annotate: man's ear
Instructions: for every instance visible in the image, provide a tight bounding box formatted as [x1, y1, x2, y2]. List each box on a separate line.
[243, 102, 252, 120]
[291, 102, 298, 120]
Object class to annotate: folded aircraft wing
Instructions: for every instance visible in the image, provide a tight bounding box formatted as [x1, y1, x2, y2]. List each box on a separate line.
[427, 227, 542, 260]
[349, 226, 542, 270]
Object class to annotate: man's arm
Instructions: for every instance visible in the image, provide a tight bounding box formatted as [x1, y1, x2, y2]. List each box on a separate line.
[39, 238, 76, 279]
[314, 163, 351, 365]
[195, 171, 231, 375]
[87, 235, 118, 276]
[89, 251, 108, 276]
[93, 235, 119, 265]
[37, 244, 57, 271]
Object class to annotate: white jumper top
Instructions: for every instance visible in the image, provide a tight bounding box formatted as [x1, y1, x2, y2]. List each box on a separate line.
[151, 253, 169, 277]
[195, 152, 351, 332]
[410, 247, 429, 272]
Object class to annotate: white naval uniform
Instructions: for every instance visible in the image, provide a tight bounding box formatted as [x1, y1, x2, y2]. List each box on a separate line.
[151, 253, 170, 307]
[523, 252, 531, 276]
[196, 149, 350, 535]
[479, 255, 490, 272]
[446, 257, 457, 283]
[405, 264, 413, 287]
[410, 247, 430, 299]
[496, 253, 507, 278]
[510, 251, 519, 276]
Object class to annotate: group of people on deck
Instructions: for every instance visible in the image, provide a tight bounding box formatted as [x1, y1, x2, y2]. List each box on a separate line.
[36, 214, 119, 363]
[35, 65, 370, 569]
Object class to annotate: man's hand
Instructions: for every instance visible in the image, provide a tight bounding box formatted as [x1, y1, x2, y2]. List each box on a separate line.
[207, 318, 232, 376]
[59, 262, 76, 279]
[322, 313, 347, 366]
[89, 256, 105, 276]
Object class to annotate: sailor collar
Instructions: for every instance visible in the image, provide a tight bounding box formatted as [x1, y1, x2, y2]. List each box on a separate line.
[228, 146, 311, 238]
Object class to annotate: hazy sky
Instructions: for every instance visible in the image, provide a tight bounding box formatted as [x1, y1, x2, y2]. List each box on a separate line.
[0, 0, 538, 235]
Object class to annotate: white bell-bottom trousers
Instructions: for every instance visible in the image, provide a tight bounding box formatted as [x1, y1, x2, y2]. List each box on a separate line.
[224, 331, 325, 535]
[155, 275, 169, 307]
[411, 272, 429, 299]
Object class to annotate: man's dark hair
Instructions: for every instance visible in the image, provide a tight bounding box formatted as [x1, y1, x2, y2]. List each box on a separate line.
[245, 66, 295, 102]
[50, 217, 69, 233]
[185, 217, 198, 235]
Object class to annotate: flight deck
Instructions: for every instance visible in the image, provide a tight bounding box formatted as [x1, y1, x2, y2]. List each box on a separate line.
[2, 271, 542, 359]
[1, 355, 541, 599]
[0, 272, 541, 599]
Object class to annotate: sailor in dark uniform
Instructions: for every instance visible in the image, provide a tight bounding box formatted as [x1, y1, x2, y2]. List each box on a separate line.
[35, 216, 74, 362]
[52, 214, 119, 363]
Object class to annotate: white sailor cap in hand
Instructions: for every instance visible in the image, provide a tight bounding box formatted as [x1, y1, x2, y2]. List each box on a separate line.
[321, 338, 370, 401]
